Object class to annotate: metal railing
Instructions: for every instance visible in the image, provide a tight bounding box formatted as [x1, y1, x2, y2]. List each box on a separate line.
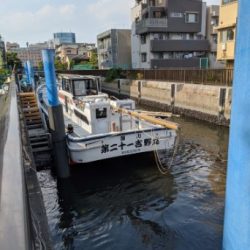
[137, 18, 168, 28]
[0, 80, 32, 250]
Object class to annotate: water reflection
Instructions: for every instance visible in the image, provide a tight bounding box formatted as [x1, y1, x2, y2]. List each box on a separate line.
[38, 116, 228, 250]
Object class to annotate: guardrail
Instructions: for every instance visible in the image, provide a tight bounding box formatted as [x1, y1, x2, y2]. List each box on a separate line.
[58, 68, 234, 86]
[0, 80, 32, 250]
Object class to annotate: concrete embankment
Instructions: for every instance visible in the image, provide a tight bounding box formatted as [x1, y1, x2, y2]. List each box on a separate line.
[101, 79, 231, 126]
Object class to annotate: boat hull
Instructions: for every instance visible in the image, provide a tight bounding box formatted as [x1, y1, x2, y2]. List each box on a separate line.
[67, 128, 176, 164]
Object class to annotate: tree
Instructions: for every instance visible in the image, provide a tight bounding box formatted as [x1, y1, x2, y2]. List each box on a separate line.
[38, 58, 68, 71]
[0, 68, 10, 86]
[38, 61, 43, 71]
[6, 52, 22, 71]
[54, 57, 68, 71]
[89, 50, 98, 69]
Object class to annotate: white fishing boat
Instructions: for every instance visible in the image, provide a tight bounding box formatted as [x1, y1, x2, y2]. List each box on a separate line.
[37, 74, 178, 164]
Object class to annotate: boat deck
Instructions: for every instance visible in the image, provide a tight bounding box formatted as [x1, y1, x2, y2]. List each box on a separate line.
[64, 114, 91, 138]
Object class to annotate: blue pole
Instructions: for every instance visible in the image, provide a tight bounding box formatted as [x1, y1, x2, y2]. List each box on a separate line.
[223, 1, 250, 249]
[24, 62, 30, 85]
[41, 49, 69, 178]
[42, 49, 59, 106]
[27, 60, 34, 89]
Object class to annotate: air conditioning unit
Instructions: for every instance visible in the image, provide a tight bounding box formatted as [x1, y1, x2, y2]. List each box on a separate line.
[221, 43, 227, 51]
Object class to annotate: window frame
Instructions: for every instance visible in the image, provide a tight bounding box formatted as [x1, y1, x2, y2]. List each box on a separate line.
[141, 53, 147, 63]
[185, 12, 199, 24]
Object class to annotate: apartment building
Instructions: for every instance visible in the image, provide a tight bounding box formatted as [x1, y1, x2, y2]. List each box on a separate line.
[56, 43, 96, 67]
[97, 29, 131, 69]
[206, 5, 225, 68]
[216, 0, 238, 67]
[8, 42, 49, 68]
[131, 0, 209, 69]
[0, 35, 5, 68]
[6, 42, 20, 51]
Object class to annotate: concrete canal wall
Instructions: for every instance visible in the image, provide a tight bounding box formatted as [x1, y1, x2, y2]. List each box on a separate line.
[101, 79, 232, 126]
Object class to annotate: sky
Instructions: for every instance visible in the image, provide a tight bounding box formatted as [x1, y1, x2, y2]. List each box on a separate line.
[0, 0, 220, 46]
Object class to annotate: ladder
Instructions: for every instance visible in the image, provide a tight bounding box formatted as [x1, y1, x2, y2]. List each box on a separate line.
[18, 92, 52, 168]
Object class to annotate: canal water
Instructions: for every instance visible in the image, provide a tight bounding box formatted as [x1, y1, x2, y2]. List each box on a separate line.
[38, 116, 228, 250]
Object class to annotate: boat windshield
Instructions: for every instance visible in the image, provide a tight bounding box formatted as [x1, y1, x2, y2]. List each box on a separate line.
[74, 80, 86, 96]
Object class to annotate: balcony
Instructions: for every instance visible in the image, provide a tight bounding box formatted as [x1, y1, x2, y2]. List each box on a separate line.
[150, 39, 210, 52]
[141, 6, 165, 17]
[136, 18, 168, 35]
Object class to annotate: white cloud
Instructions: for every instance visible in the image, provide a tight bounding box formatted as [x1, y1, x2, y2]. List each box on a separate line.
[59, 4, 76, 15]
[0, 0, 133, 45]
[0, 3, 77, 44]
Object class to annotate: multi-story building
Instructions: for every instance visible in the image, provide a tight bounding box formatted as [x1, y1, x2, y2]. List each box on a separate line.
[56, 43, 96, 68]
[8, 42, 49, 68]
[0, 35, 5, 69]
[216, 0, 238, 67]
[97, 29, 131, 69]
[53, 32, 76, 47]
[206, 5, 225, 68]
[6, 42, 20, 51]
[131, 0, 209, 69]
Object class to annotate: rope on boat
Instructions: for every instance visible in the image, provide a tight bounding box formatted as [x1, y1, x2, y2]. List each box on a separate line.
[136, 119, 180, 175]
[153, 132, 180, 175]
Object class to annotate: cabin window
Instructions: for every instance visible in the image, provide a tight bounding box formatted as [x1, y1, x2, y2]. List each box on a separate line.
[74, 80, 86, 96]
[96, 108, 107, 119]
[62, 79, 71, 92]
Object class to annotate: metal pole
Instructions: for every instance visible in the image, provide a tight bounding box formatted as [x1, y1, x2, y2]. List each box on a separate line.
[27, 60, 35, 90]
[223, 1, 250, 249]
[24, 61, 31, 85]
[42, 49, 70, 178]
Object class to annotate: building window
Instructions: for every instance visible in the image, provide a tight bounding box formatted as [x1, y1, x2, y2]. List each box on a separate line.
[185, 13, 198, 23]
[158, 53, 164, 59]
[141, 53, 147, 63]
[153, 11, 163, 18]
[227, 29, 234, 41]
[220, 28, 234, 42]
[141, 35, 146, 44]
[158, 34, 164, 40]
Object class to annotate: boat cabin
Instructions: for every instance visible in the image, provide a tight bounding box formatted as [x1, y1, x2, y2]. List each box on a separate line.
[58, 74, 101, 97]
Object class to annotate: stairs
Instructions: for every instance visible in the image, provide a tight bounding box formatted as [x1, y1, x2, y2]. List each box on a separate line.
[19, 92, 52, 168]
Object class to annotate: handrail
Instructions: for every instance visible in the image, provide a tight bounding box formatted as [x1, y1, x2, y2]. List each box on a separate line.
[0, 80, 32, 250]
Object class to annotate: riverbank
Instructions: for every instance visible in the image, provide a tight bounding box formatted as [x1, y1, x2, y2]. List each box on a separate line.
[101, 79, 231, 126]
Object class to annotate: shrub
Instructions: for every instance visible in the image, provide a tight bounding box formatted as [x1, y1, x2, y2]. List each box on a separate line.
[105, 68, 122, 82]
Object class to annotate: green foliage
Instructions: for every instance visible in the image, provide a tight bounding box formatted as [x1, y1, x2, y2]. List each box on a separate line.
[105, 68, 122, 82]
[54, 58, 68, 71]
[0, 68, 10, 86]
[89, 51, 98, 69]
[38, 58, 68, 71]
[38, 61, 43, 71]
[6, 52, 22, 70]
